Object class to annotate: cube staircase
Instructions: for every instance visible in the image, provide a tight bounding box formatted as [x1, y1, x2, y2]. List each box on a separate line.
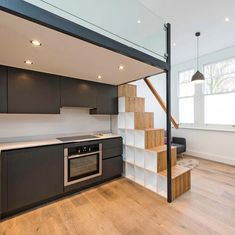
[118, 84, 191, 200]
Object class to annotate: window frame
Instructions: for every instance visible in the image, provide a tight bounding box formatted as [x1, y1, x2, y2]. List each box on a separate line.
[203, 57, 235, 128]
[177, 68, 195, 125]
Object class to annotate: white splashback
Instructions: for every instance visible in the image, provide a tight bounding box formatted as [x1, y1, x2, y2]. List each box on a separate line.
[0, 107, 111, 139]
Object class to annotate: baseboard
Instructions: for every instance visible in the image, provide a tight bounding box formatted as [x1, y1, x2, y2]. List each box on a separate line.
[186, 150, 235, 166]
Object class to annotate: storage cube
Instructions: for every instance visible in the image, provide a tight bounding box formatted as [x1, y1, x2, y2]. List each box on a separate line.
[145, 151, 157, 172]
[135, 148, 145, 168]
[135, 130, 145, 148]
[125, 162, 134, 180]
[118, 113, 126, 129]
[125, 112, 134, 129]
[126, 129, 135, 146]
[135, 166, 145, 186]
[125, 145, 135, 163]
[157, 175, 167, 198]
[145, 170, 157, 192]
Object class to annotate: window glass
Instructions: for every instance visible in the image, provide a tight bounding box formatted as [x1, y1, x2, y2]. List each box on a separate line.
[179, 69, 195, 97]
[179, 97, 194, 124]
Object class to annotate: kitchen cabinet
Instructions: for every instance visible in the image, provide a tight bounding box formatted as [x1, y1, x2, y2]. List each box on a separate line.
[90, 83, 118, 115]
[101, 137, 123, 159]
[7, 68, 60, 114]
[61, 77, 96, 108]
[102, 156, 123, 181]
[0, 65, 7, 113]
[1, 145, 64, 213]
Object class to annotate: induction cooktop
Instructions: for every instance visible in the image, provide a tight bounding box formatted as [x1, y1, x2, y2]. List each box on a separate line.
[57, 135, 98, 142]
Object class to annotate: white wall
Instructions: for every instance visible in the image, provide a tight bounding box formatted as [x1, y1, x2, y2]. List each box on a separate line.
[0, 107, 111, 141]
[132, 73, 166, 129]
[171, 46, 235, 165]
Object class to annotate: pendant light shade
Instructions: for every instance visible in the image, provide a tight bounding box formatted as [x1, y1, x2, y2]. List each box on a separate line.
[191, 32, 205, 83]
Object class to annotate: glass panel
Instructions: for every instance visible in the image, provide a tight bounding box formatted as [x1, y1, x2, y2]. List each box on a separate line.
[179, 70, 195, 97]
[205, 93, 235, 125]
[24, 0, 166, 60]
[179, 97, 194, 124]
[204, 58, 235, 94]
[70, 154, 98, 179]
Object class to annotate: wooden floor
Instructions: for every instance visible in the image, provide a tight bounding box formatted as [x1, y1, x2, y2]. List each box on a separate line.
[1, 157, 235, 235]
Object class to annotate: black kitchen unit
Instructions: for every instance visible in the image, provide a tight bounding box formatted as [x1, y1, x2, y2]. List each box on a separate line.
[60, 77, 97, 108]
[7, 67, 61, 114]
[0, 65, 7, 113]
[0, 137, 123, 219]
[0, 65, 118, 115]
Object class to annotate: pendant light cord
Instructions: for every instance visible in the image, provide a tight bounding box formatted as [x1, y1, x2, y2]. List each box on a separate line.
[197, 35, 199, 71]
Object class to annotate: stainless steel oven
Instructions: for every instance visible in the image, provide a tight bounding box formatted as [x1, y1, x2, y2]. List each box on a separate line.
[64, 143, 102, 186]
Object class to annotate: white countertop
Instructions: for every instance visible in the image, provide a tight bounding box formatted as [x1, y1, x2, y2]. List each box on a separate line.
[0, 133, 121, 151]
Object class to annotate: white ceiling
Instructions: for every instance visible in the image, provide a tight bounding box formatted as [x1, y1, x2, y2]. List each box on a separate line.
[139, 0, 235, 65]
[0, 11, 162, 85]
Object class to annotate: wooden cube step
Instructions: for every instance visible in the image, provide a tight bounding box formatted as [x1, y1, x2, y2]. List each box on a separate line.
[147, 145, 177, 172]
[134, 112, 154, 130]
[159, 165, 191, 201]
[119, 96, 145, 112]
[134, 129, 164, 149]
[118, 84, 137, 97]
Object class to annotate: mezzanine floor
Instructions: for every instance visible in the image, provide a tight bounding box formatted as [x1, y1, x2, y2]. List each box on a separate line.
[1, 156, 235, 235]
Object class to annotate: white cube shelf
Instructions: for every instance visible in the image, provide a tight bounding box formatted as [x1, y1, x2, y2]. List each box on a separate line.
[118, 113, 126, 129]
[135, 148, 145, 168]
[125, 112, 134, 129]
[145, 170, 157, 192]
[126, 129, 135, 146]
[145, 151, 157, 172]
[135, 166, 145, 186]
[135, 130, 145, 149]
[122, 145, 126, 161]
[118, 97, 125, 113]
[157, 175, 167, 198]
[125, 162, 134, 180]
[125, 145, 135, 163]
[118, 129, 126, 144]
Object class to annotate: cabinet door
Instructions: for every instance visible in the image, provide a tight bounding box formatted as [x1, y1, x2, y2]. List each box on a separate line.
[102, 156, 123, 181]
[6, 145, 64, 212]
[61, 77, 96, 108]
[0, 66, 7, 113]
[101, 137, 123, 159]
[90, 83, 118, 115]
[8, 68, 60, 114]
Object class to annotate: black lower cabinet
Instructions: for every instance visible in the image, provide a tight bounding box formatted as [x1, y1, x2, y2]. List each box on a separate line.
[102, 156, 123, 181]
[1, 145, 64, 215]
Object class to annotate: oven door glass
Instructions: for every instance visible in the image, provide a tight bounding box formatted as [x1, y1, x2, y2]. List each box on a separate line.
[68, 153, 100, 182]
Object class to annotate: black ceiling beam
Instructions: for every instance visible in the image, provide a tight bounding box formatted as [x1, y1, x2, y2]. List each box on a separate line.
[0, 0, 169, 73]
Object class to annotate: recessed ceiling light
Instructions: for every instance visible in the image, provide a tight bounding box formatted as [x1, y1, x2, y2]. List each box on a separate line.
[30, 40, 42, 46]
[173, 42, 176, 47]
[137, 20, 141, 24]
[24, 60, 33, 65]
[225, 17, 230, 22]
[119, 65, 124, 71]
[97, 75, 102, 80]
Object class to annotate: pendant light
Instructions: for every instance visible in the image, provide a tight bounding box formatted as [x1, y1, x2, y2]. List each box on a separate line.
[191, 32, 205, 83]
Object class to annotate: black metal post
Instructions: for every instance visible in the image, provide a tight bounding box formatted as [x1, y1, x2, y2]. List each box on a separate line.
[166, 23, 172, 202]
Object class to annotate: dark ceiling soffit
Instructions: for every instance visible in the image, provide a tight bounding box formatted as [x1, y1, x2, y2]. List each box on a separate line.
[0, 0, 169, 73]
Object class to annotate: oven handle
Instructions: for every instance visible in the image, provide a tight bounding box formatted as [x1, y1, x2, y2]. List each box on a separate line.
[67, 151, 101, 159]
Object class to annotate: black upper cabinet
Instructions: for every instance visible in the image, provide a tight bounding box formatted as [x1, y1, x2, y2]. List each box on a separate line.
[7, 68, 60, 114]
[0, 66, 7, 113]
[61, 77, 96, 108]
[90, 83, 118, 115]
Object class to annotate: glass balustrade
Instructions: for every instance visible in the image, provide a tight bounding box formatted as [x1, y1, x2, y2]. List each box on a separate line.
[24, 0, 167, 61]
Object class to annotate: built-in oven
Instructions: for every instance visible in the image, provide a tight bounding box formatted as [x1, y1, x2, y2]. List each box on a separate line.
[64, 143, 102, 186]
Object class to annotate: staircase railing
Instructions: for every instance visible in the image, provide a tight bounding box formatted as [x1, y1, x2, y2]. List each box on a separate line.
[144, 78, 179, 129]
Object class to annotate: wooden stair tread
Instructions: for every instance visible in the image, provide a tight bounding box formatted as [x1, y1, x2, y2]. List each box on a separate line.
[159, 165, 191, 179]
[147, 145, 176, 153]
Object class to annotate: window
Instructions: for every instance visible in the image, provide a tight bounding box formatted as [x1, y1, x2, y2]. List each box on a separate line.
[204, 58, 235, 126]
[178, 69, 195, 124]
